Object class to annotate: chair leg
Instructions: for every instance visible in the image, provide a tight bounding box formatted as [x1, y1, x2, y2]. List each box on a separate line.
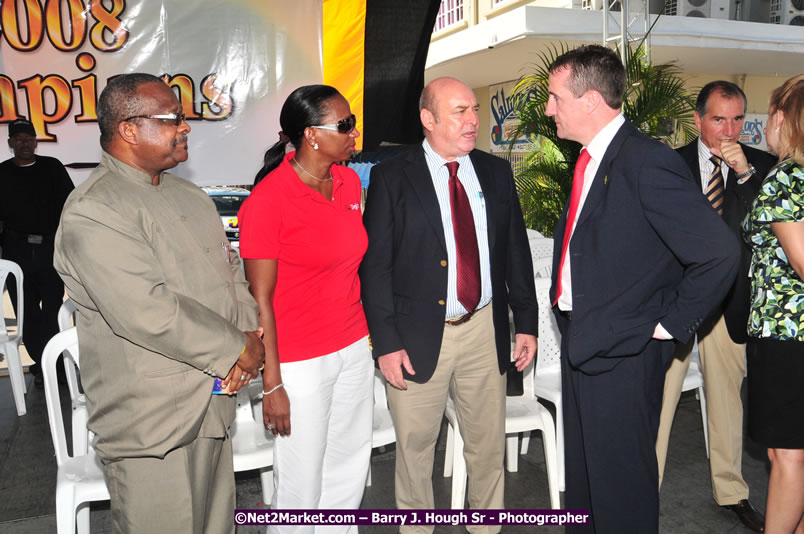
[76, 502, 90, 534]
[505, 433, 519, 472]
[698, 385, 709, 459]
[55, 485, 78, 534]
[520, 431, 531, 455]
[556, 400, 565, 492]
[259, 467, 274, 506]
[451, 427, 467, 509]
[6, 345, 27, 416]
[443, 423, 455, 478]
[540, 412, 560, 509]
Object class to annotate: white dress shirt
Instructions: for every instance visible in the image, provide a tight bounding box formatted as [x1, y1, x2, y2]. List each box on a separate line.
[557, 113, 625, 311]
[697, 138, 731, 193]
[422, 139, 492, 318]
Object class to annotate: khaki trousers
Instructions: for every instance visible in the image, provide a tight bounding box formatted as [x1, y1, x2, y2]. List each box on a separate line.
[387, 304, 505, 534]
[655, 314, 748, 505]
[104, 435, 235, 534]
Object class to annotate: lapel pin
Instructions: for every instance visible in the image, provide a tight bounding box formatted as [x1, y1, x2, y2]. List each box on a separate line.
[604, 175, 608, 185]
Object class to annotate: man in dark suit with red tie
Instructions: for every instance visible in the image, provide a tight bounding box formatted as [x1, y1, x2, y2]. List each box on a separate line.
[360, 76, 538, 534]
[656, 81, 776, 532]
[546, 46, 740, 533]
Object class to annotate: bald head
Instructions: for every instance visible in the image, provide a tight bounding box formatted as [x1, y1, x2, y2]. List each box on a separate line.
[419, 77, 479, 160]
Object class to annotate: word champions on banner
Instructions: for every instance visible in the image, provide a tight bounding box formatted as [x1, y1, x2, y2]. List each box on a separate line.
[0, 0, 234, 141]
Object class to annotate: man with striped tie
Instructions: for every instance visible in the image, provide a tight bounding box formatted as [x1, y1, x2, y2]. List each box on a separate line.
[656, 81, 776, 533]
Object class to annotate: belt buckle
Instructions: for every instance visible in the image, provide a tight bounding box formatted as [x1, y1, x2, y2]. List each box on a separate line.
[27, 234, 43, 245]
[447, 310, 474, 326]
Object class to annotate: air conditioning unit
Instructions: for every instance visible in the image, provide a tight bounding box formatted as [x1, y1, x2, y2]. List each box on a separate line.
[665, 0, 731, 17]
[770, 0, 804, 24]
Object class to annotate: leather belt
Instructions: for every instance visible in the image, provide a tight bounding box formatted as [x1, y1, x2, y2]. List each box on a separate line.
[446, 304, 488, 326]
[557, 309, 573, 321]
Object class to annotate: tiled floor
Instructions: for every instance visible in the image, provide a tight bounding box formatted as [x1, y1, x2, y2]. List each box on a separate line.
[0, 370, 769, 533]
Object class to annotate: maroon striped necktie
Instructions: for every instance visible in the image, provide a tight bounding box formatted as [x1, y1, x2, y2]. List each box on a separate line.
[446, 161, 480, 313]
[706, 155, 725, 216]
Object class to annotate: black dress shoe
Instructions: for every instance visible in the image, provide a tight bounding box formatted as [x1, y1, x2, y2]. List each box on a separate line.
[724, 499, 765, 532]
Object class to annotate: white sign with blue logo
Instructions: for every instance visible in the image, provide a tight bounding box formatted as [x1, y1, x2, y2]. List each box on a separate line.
[739, 114, 769, 152]
[489, 81, 537, 154]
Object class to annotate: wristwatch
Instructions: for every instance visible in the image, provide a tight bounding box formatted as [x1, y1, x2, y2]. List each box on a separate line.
[735, 164, 756, 182]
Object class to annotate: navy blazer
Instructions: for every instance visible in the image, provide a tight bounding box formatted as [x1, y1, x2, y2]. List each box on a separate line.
[359, 145, 538, 383]
[676, 140, 776, 343]
[550, 121, 740, 374]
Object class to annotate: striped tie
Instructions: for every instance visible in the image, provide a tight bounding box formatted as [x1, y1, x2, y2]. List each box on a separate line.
[707, 155, 725, 216]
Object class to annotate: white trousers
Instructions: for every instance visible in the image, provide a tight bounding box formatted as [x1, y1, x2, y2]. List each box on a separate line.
[270, 336, 374, 534]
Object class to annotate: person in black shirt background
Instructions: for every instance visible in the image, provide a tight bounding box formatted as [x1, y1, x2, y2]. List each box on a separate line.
[0, 118, 74, 387]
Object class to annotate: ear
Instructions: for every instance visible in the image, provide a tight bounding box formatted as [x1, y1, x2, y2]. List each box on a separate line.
[583, 90, 601, 113]
[694, 111, 702, 132]
[117, 120, 139, 145]
[420, 108, 435, 133]
[775, 110, 785, 128]
[302, 127, 317, 149]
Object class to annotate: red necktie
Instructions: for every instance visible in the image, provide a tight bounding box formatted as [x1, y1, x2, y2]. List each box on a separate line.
[446, 161, 481, 313]
[554, 148, 591, 305]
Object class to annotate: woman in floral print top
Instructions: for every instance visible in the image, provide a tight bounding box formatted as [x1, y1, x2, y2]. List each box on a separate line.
[741, 74, 804, 534]
[743, 159, 804, 339]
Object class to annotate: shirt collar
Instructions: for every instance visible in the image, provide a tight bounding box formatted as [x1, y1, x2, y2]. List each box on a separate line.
[422, 138, 472, 173]
[585, 113, 626, 163]
[100, 151, 166, 188]
[697, 137, 715, 163]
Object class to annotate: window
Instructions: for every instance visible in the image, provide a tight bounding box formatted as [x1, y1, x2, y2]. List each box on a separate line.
[433, 0, 464, 32]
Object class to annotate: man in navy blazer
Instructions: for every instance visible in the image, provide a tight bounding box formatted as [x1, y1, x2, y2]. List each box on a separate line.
[360, 77, 538, 533]
[547, 46, 740, 533]
[656, 81, 776, 532]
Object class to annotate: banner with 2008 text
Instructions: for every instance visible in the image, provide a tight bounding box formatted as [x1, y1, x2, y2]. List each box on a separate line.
[0, 0, 323, 186]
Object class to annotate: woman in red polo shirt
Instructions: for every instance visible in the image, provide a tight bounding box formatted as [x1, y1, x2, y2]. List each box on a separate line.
[238, 85, 372, 525]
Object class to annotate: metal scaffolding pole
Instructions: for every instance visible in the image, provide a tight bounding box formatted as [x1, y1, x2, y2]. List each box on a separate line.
[602, 0, 651, 68]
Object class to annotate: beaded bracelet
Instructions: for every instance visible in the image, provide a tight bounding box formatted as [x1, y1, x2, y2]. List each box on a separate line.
[260, 383, 284, 397]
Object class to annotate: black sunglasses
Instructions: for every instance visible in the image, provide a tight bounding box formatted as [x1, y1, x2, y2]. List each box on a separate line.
[310, 114, 356, 134]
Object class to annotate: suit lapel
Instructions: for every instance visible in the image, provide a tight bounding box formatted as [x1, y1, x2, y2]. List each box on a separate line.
[575, 121, 634, 231]
[470, 150, 497, 254]
[402, 147, 448, 253]
[677, 140, 702, 188]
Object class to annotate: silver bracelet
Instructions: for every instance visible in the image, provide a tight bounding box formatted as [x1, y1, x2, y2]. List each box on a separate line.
[260, 383, 284, 397]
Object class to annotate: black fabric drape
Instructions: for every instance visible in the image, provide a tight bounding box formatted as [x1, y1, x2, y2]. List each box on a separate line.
[362, 0, 442, 152]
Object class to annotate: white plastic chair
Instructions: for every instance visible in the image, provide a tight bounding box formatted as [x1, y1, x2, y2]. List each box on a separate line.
[42, 327, 109, 534]
[528, 237, 554, 261]
[1, 259, 27, 416]
[682, 338, 709, 457]
[532, 257, 552, 279]
[522, 278, 565, 491]
[56, 299, 90, 460]
[367, 370, 395, 486]
[442, 366, 560, 509]
[231, 379, 275, 505]
[525, 228, 544, 240]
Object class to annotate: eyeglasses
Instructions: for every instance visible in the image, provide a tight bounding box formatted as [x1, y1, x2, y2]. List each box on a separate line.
[123, 112, 186, 126]
[310, 114, 356, 134]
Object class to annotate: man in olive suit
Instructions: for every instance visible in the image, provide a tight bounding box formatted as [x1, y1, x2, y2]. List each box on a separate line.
[54, 73, 264, 534]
